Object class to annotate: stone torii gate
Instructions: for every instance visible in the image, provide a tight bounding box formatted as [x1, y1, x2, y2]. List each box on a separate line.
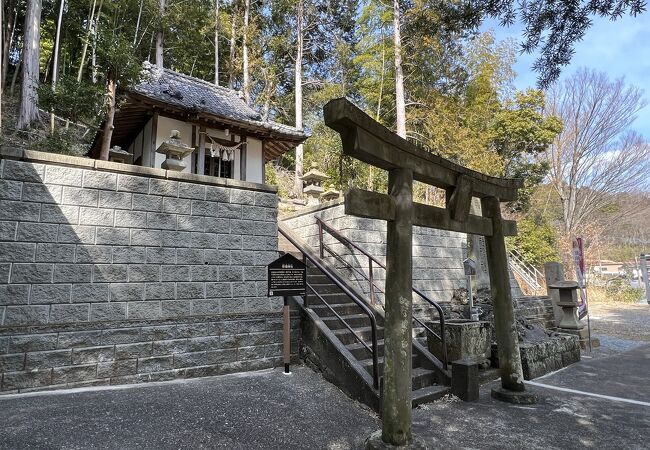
[324, 98, 536, 448]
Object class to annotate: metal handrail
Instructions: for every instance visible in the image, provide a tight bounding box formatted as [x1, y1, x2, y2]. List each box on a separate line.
[278, 224, 380, 389]
[510, 249, 544, 282]
[316, 218, 448, 367]
[306, 284, 375, 356]
[508, 250, 544, 294]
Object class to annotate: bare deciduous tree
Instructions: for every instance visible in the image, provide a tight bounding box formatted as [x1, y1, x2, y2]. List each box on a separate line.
[545, 68, 650, 247]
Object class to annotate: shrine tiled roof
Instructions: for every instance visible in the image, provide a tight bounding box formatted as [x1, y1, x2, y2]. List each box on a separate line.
[133, 62, 306, 141]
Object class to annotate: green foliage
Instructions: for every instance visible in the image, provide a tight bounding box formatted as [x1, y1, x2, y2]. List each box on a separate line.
[96, 29, 142, 88]
[479, 0, 645, 87]
[36, 129, 89, 157]
[591, 284, 645, 304]
[38, 76, 104, 126]
[492, 90, 563, 212]
[507, 214, 560, 268]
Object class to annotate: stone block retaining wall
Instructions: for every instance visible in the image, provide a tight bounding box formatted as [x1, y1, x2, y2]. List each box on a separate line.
[514, 296, 556, 329]
[283, 202, 468, 309]
[0, 149, 296, 393]
[519, 334, 580, 379]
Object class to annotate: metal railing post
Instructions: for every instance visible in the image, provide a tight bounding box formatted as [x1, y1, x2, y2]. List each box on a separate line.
[318, 220, 324, 258]
[314, 217, 450, 371]
[369, 258, 374, 304]
[370, 319, 379, 389]
[303, 253, 308, 308]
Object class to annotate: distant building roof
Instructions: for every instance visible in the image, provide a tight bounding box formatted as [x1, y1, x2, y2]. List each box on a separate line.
[91, 62, 307, 160]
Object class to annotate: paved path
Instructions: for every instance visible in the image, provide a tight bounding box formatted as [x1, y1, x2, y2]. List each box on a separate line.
[533, 343, 650, 403]
[0, 367, 379, 450]
[2, 303, 649, 450]
[2, 348, 650, 450]
[413, 344, 650, 449]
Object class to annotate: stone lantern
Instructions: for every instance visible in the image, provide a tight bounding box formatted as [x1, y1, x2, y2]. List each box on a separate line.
[108, 146, 133, 164]
[156, 130, 195, 171]
[301, 162, 329, 206]
[548, 281, 584, 330]
[320, 184, 340, 203]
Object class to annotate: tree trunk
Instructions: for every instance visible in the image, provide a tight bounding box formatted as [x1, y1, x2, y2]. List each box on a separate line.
[50, 0, 65, 133]
[133, 0, 143, 46]
[393, 0, 406, 139]
[228, 11, 235, 89]
[293, 0, 304, 196]
[77, 0, 98, 82]
[368, 34, 386, 191]
[214, 0, 219, 85]
[99, 71, 116, 161]
[91, 0, 105, 83]
[242, 0, 250, 103]
[155, 0, 165, 68]
[17, 0, 41, 130]
[2, 1, 16, 89]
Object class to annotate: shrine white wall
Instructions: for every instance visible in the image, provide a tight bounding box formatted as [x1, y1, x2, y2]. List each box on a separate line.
[126, 117, 265, 185]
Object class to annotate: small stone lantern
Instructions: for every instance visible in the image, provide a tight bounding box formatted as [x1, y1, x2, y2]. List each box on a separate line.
[108, 146, 133, 164]
[548, 281, 584, 330]
[320, 184, 340, 202]
[156, 130, 195, 171]
[301, 162, 329, 206]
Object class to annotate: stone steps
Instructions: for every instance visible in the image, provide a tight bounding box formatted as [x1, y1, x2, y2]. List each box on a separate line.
[305, 260, 449, 410]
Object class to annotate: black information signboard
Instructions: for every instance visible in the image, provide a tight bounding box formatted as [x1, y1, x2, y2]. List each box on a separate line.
[267, 253, 306, 297]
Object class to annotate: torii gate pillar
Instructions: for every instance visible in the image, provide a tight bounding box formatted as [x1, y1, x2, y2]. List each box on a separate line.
[482, 197, 533, 399]
[382, 168, 415, 444]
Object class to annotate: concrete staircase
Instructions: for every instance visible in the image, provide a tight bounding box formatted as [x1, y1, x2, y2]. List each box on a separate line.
[305, 266, 450, 410]
[279, 224, 450, 412]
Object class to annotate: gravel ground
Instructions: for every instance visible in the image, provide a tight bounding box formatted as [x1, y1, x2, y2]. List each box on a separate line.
[589, 301, 650, 342]
[584, 301, 650, 358]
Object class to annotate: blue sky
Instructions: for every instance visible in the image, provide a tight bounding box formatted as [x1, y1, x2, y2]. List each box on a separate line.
[482, 13, 650, 139]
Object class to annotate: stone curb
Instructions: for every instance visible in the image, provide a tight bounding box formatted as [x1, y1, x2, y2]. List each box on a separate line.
[0, 147, 277, 194]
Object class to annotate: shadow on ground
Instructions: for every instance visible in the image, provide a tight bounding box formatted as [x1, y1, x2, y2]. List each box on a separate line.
[0, 367, 379, 450]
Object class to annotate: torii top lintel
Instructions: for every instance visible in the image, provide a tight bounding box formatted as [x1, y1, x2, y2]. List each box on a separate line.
[323, 98, 524, 202]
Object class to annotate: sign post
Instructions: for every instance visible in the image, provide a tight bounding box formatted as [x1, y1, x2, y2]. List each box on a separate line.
[267, 253, 306, 374]
[463, 258, 478, 320]
[640, 254, 650, 305]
